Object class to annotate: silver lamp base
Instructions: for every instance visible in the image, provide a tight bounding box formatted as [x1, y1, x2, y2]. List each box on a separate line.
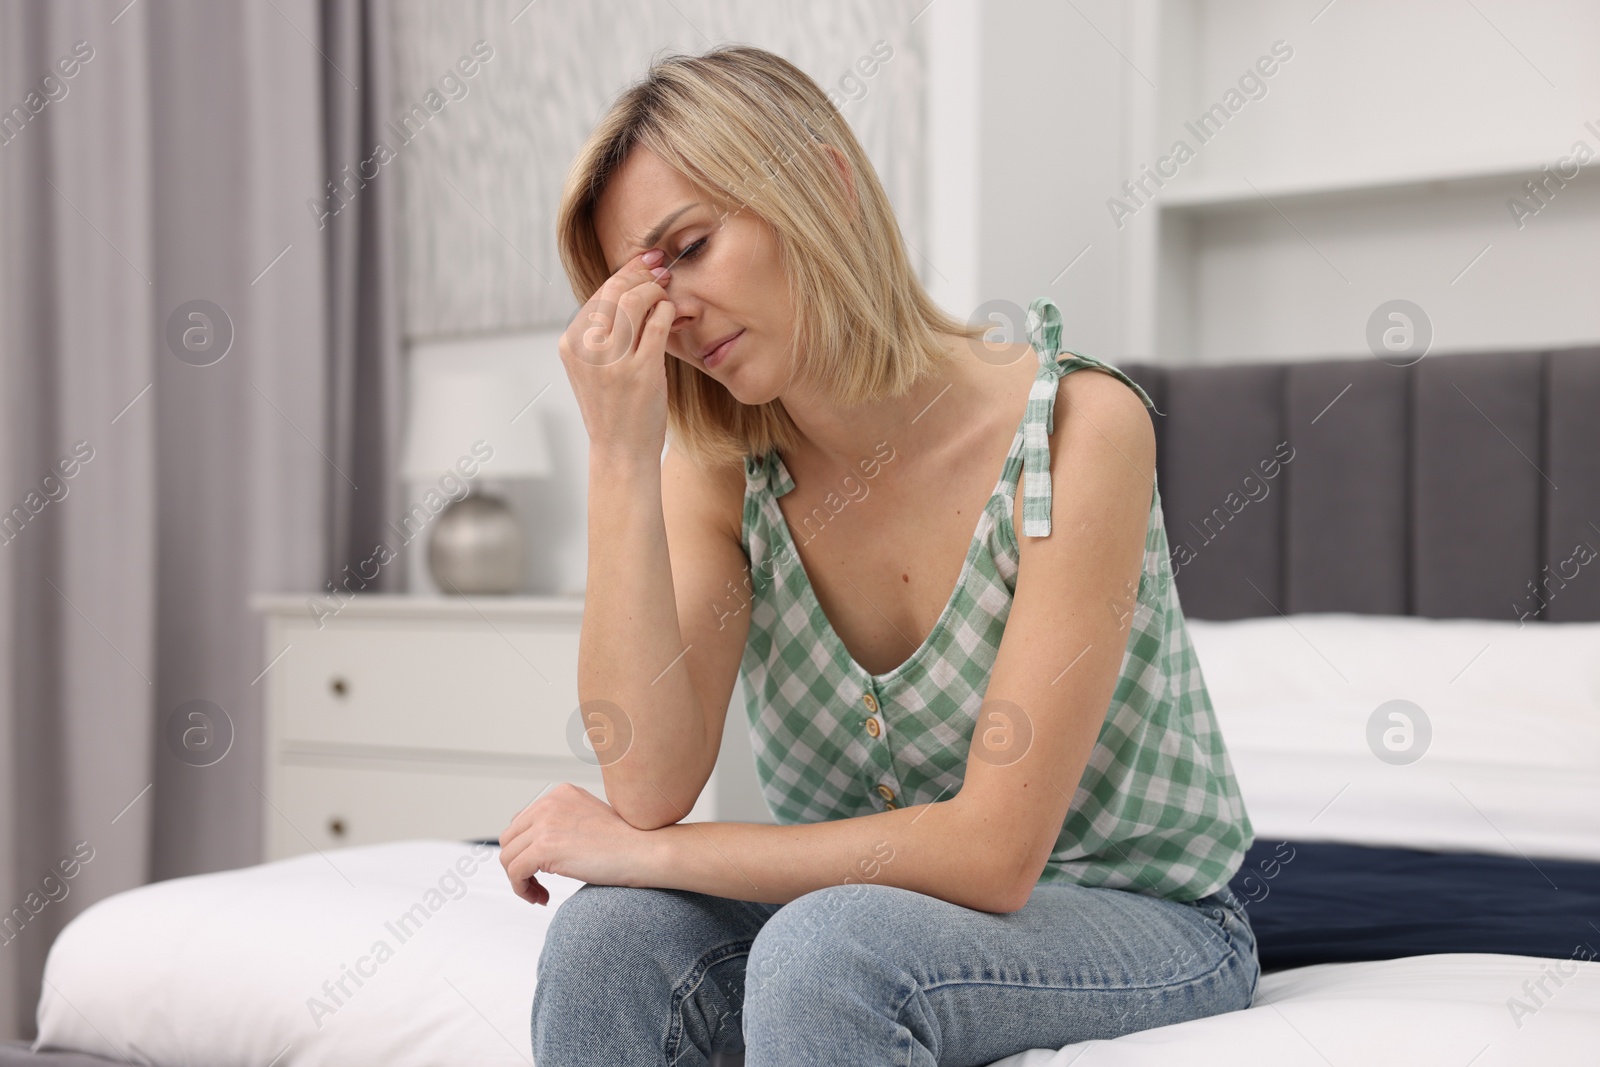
[428, 491, 526, 595]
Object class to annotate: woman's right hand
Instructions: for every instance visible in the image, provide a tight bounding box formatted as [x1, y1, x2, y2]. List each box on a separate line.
[559, 250, 675, 464]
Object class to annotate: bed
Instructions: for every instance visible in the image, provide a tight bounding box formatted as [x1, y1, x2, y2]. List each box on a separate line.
[12, 346, 1600, 1065]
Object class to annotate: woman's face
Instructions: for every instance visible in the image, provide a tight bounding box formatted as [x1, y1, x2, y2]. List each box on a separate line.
[593, 147, 798, 403]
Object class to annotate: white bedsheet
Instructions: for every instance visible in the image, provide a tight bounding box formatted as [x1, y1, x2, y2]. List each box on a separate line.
[34, 839, 1600, 1066]
[990, 953, 1600, 1065]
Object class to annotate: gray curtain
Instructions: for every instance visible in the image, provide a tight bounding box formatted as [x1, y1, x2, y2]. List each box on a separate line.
[0, 0, 400, 1041]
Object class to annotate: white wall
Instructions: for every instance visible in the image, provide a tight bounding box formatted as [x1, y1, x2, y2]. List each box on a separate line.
[967, 0, 1136, 362]
[940, 0, 1600, 364]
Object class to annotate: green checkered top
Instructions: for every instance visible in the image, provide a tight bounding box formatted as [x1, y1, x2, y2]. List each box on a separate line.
[736, 296, 1254, 903]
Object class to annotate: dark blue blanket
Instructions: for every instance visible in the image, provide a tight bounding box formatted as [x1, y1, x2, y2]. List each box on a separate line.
[1226, 838, 1600, 972]
[473, 836, 1600, 972]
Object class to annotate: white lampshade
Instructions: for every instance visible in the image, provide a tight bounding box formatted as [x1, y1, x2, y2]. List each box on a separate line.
[400, 368, 552, 481]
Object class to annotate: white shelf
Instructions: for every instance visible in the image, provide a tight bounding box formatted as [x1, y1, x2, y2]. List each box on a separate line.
[1159, 157, 1576, 211]
[1123, 2, 1600, 364]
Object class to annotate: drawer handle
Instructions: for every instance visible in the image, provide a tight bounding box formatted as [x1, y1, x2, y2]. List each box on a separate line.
[329, 677, 349, 698]
[328, 817, 347, 838]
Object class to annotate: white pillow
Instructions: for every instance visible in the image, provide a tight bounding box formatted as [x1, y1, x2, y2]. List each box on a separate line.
[34, 840, 585, 1067]
[1187, 613, 1600, 861]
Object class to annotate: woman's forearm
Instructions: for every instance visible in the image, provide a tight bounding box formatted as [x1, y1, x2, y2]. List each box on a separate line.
[634, 796, 1027, 915]
[580, 449, 714, 829]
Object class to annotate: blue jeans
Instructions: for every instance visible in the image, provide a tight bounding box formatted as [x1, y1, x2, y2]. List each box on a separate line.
[530, 877, 1259, 1066]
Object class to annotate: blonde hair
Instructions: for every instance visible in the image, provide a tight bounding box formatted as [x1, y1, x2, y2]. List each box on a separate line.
[555, 43, 988, 471]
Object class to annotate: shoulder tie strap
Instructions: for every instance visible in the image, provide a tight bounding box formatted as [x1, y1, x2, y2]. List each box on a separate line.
[1019, 298, 1069, 537]
[1018, 297, 1158, 538]
[743, 448, 795, 498]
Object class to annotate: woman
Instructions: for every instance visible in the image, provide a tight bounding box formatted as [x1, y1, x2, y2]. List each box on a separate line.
[498, 43, 1258, 1066]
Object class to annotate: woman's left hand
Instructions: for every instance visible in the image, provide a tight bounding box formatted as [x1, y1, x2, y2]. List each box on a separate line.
[497, 782, 655, 906]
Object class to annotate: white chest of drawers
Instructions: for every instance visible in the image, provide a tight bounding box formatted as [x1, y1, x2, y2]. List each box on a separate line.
[250, 594, 738, 861]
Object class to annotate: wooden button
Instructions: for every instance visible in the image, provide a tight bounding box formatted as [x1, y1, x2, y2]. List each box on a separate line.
[865, 717, 881, 738]
[863, 693, 878, 713]
[875, 784, 895, 801]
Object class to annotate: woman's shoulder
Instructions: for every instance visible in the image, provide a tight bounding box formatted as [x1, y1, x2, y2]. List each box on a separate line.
[1057, 359, 1156, 430]
[1008, 362, 1157, 547]
[1045, 366, 1157, 487]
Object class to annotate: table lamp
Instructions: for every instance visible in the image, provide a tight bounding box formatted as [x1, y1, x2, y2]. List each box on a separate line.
[400, 368, 553, 595]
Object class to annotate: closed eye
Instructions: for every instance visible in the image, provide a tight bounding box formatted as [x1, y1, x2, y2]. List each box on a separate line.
[672, 237, 708, 265]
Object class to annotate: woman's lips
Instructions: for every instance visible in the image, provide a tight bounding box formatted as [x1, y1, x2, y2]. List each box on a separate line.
[703, 329, 743, 369]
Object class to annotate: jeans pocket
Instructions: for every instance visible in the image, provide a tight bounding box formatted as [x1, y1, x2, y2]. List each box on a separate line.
[1195, 886, 1252, 956]
[1216, 888, 1259, 969]
[1194, 886, 1260, 1006]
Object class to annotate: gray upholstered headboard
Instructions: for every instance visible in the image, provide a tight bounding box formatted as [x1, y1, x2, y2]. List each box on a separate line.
[1113, 348, 1600, 622]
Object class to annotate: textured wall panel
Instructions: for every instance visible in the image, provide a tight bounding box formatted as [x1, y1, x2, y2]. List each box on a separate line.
[1412, 351, 1543, 619]
[1542, 348, 1600, 622]
[387, 0, 927, 339]
[1106, 351, 1596, 623]
[1156, 365, 1287, 620]
[1283, 362, 1409, 615]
